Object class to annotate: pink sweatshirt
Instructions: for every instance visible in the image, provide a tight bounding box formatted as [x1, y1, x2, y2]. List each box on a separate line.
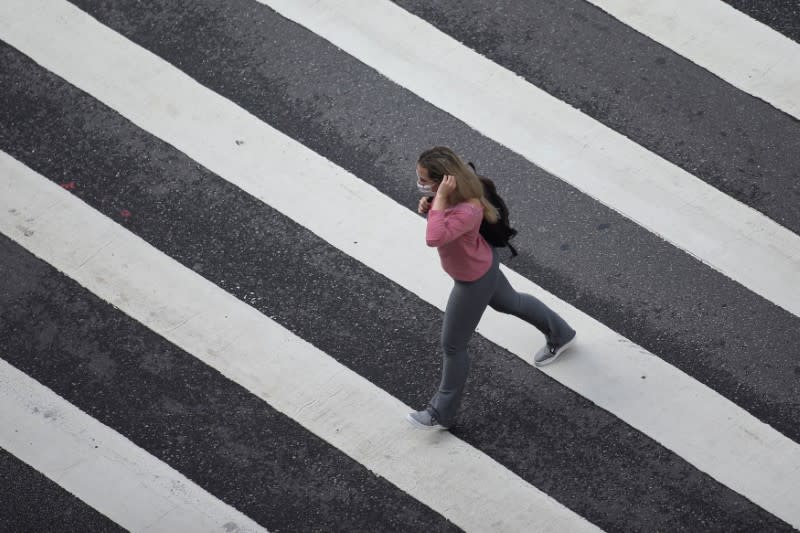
[426, 202, 493, 281]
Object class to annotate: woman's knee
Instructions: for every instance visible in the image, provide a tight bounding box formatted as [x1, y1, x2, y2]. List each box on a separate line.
[441, 333, 470, 357]
[489, 293, 523, 316]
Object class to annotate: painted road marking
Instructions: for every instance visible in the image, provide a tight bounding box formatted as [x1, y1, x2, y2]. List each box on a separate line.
[258, 0, 800, 320]
[1, 1, 798, 527]
[0, 153, 602, 533]
[0, 358, 266, 533]
[584, 0, 800, 120]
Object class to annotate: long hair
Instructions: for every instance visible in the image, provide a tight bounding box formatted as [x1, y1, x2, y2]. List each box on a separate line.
[417, 146, 498, 223]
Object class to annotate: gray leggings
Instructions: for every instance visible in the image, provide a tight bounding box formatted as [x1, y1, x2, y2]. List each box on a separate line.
[428, 251, 574, 427]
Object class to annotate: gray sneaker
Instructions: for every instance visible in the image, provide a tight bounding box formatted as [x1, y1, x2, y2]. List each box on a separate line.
[406, 409, 447, 430]
[534, 332, 577, 367]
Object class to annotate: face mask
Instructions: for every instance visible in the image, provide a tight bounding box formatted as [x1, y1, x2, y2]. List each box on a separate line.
[417, 181, 435, 196]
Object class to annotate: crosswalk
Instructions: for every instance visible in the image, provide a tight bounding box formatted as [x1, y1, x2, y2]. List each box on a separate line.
[1, 1, 798, 531]
[583, 0, 800, 120]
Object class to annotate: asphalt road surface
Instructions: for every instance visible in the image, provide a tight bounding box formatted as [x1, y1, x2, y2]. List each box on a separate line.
[1, 1, 799, 532]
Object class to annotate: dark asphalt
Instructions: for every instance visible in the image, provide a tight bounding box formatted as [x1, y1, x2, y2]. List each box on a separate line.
[394, 0, 800, 234]
[0, 448, 124, 533]
[0, 34, 792, 531]
[2, 0, 799, 530]
[56, 0, 800, 445]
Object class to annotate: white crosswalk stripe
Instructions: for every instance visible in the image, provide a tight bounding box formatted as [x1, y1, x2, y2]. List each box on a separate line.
[0, 357, 267, 533]
[1, 0, 798, 531]
[584, 0, 800, 120]
[0, 150, 601, 533]
[261, 0, 800, 320]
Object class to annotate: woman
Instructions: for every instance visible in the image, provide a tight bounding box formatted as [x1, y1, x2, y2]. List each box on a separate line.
[407, 146, 577, 430]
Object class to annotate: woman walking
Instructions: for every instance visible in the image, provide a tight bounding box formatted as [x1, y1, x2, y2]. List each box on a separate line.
[407, 146, 577, 430]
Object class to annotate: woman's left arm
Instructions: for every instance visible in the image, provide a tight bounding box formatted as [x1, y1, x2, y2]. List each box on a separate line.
[427, 174, 476, 246]
[426, 202, 483, 247]
[430, 175, 456, 212]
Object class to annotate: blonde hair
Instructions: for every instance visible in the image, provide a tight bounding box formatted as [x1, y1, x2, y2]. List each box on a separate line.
[417, 146, 498, 223]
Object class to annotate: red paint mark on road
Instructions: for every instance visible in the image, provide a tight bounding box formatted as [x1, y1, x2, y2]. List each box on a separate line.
[60, 181, 76, 190]
[120, 209, 132, 219]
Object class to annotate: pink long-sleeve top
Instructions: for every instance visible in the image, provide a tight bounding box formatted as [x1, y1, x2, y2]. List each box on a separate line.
[426, 202, 493, 281]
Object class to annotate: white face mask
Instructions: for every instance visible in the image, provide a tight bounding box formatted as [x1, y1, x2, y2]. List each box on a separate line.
[417, 181, 435, 197]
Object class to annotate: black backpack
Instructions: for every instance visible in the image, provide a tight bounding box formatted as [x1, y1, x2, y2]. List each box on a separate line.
[469, 162, 518, 257]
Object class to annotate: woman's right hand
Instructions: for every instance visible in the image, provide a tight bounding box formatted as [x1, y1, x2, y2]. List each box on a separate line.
[418, 196, 432, 214]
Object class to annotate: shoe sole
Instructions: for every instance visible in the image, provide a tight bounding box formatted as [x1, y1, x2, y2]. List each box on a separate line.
[406, 413, 447, 431]
[534, 333, 577, 367]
